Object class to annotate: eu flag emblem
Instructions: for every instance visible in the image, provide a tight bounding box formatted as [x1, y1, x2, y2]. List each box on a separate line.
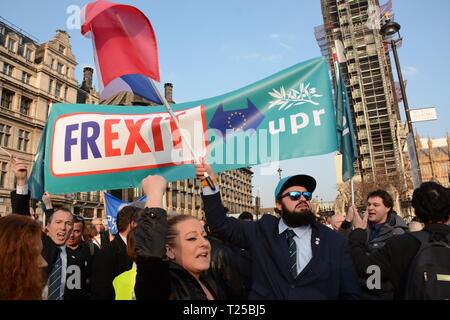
[209, 99, 264, 138]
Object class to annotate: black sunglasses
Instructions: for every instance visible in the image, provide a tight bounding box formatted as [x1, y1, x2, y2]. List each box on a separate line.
[280, 191, 313, 201]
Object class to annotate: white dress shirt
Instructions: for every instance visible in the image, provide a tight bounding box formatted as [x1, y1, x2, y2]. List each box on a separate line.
[278, 219, 312, 276]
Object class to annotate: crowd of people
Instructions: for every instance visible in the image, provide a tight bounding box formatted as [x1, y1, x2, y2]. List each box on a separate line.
[0, 156, 449, 300]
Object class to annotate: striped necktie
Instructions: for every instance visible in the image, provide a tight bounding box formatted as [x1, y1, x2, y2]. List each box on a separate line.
[48, 247, 63, 300]
[285, 229, 298, 278]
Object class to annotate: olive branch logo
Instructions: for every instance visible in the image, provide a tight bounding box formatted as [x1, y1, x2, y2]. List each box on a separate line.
[267, 82, 322, 110]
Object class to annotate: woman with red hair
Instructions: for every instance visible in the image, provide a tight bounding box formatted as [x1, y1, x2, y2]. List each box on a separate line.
[0, 214, 48, 300]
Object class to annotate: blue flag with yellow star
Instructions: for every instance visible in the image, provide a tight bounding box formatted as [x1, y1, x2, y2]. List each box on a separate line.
[29, 57, 338, 196]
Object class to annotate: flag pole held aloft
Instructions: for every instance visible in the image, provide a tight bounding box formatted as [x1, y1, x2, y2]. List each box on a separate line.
[81, 0, 214, 189]
[149, 80, 216, 190]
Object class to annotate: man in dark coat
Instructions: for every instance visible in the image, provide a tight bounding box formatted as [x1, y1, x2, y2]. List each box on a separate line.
[90, 206, 138, 300]
[92, 217, 111, 248]
[350, 181, 450, 300]
[205, 230, 248, 299]
[342, 190, 408, 299]
[65, 215, 99, 300]
[195, 162, 360, 300]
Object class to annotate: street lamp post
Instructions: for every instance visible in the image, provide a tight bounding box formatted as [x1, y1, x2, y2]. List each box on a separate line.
[380, 14, 422, 185]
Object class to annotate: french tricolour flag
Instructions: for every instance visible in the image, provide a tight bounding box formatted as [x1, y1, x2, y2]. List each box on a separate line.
[81, 0, 162, 104]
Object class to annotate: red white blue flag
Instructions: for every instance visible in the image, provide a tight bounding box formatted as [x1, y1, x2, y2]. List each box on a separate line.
[80, 0, 162, 103]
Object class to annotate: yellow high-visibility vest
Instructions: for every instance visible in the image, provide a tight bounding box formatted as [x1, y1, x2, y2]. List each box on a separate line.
[113, 268, 137, 300]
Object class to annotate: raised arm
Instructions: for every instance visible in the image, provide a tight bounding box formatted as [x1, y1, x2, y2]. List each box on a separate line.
[10, 156, 30, 216]
[134, 175, 171, 300]
[195, 161, 256, 250]
[42, 192, 54, 220]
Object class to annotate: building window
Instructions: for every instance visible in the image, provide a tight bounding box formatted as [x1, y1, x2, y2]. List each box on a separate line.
[84, 207, 94, 218]
[165, 191, 169, 207]
[7, 39, 15, 52]
[24, 48, 32, 60]
[19, 97, 31, 115]
[96, 208, 103, 218]
[0, 124, 11, 147]
[0, 161, 7, 187]
[187, 194, 192, 210]
[48, 79, 53, 93]
[21, 72, 31, 84]
[64, 87, 68, 100]
[172, 191, 177, 208]
[1, 90, 13, 109]
[59, 44, 65, 54]
[57, 62, 63, 73]
[180, 192, 185, 208]
[195, 195, 201, 209]
[2, 63, 13, 76]
[17, 129, 30, 152]
[55, 82, 62, 97]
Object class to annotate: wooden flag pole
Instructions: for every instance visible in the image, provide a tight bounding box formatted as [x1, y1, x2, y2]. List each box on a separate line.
[351, 177, 355, 206]
[149, 80, 216, 190]
[104, 15, 215, 190]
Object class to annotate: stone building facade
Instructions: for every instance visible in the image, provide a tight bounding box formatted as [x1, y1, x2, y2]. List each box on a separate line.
[415, 135, 450, 187]
[0, 18, 102, 218]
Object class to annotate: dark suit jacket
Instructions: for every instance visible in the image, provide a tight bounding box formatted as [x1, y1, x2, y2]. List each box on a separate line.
[10, 190, 30, 216]
[203, 192, 360, 300]
[100, 229, 111, 248]
[65, 241, 99, 300]
[90, 235, 133, 300]
[41, 233, 60, 279]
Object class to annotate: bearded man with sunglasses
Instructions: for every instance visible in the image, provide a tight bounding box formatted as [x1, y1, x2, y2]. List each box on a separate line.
[196, 161, 360, 300]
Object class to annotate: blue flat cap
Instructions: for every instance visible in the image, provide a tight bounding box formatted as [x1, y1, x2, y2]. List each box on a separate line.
[274, 175, 316, 199]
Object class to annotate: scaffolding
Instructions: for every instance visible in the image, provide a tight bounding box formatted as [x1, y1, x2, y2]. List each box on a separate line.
[317, 0, 405, 186]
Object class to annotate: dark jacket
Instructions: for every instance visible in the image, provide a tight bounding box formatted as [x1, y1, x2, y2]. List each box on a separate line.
[349, 211, 408, 299]
[205, 234, 248, 299]
[65, 241, 99, 300]
[236, 246, 253, 298]
[41, 232, 60, 279]
[366, 211, 408, 251]
[10, 190, 30, 216]
[100, 229, 111, 248]
[338, 220, 352, 238]
[349, 223, 450, 300]
[203, 192, 360, 300]
[90, 234, 133, 300]
[134, 207, 225, 300]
